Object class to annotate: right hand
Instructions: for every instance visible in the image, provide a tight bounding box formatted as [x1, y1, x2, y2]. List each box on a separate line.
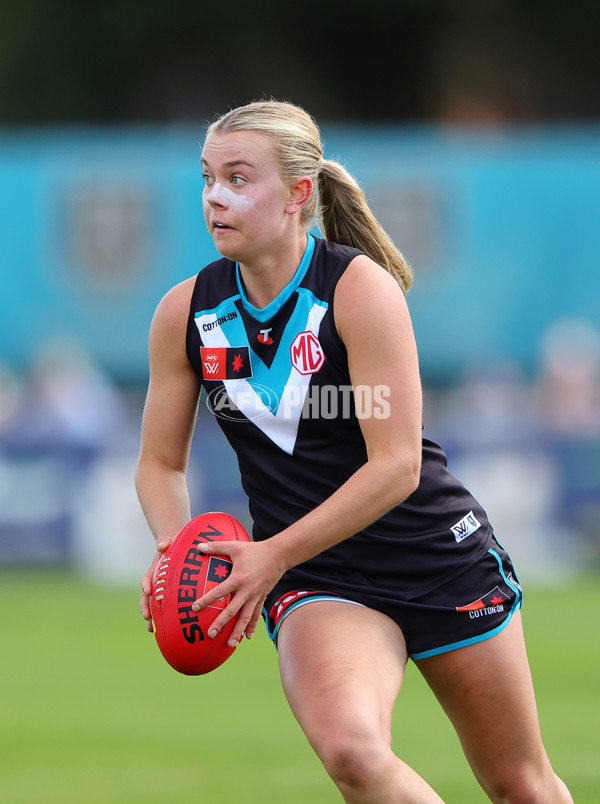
[140, 538, 171, 633]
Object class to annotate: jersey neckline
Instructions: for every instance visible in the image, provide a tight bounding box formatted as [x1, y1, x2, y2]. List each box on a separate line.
[235, 234, 316, 323]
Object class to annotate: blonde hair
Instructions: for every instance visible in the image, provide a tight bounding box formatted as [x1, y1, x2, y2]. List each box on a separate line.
[206, 100, 413, 294]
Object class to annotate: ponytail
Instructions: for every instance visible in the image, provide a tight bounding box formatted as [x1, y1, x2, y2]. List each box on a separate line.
[318, 159, 413, 294]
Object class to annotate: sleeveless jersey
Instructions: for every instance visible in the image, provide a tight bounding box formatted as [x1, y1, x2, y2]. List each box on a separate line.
[186, 236, 493, 599]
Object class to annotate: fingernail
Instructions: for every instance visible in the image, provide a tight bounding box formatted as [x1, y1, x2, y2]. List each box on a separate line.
[208, 628, 218, 638]
[228, 638, 237, 647]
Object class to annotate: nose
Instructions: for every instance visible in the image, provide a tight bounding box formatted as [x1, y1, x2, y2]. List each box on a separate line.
[204, 182, 229, 209]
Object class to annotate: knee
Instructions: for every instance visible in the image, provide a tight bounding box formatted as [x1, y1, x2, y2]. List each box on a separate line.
[317, 729, 391, 792]
[484, 764, 564, 804]
[488, 779, 542, 804]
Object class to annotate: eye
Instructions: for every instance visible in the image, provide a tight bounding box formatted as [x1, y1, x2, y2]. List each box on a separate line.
[202, 172, 214, 185]
[231, 176, 246, 186]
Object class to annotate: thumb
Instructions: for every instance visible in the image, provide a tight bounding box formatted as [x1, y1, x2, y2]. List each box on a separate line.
[156, 538, 171, 553]
[197, 540, 237, 556]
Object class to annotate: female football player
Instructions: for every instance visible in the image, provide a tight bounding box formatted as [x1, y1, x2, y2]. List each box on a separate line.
[136, 100, 572, 803]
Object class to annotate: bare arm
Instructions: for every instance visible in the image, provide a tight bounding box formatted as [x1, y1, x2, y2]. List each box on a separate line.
[195, 255, 423, 643]
[136, 277, 201, 629]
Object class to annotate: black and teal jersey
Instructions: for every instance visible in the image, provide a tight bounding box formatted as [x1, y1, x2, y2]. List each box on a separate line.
[186, 235, 493, 599]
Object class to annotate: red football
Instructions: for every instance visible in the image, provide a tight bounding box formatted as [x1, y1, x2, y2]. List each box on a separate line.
[150, 511, 251, 675]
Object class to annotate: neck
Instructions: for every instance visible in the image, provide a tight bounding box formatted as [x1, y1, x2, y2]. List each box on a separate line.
[238, 233, 309, 309]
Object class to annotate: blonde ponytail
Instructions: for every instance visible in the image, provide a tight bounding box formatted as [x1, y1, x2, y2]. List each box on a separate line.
[318, 159, 413, 294]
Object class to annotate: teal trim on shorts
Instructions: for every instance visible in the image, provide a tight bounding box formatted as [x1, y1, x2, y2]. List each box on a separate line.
[264, 594, 366, 649]
[491, 543, 523, 606]
[410, 546, 523, 661]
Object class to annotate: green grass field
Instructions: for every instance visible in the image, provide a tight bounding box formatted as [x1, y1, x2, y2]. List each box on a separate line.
[1, 571, 598, 803]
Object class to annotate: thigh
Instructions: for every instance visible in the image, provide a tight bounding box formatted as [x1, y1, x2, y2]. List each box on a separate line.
[416, 612, 550, 787]
[277, 600, 408, 747]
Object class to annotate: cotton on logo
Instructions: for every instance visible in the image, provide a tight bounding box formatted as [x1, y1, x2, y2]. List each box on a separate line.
[290, 331, 325, 375]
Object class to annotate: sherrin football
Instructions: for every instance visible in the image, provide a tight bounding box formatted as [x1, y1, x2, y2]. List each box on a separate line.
[150, 512, 251, 675]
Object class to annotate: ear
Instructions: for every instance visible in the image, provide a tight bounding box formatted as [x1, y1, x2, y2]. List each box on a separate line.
[285, 177, 313, 215]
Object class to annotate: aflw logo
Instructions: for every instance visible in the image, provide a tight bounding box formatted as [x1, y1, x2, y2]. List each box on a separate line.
[204, 356, 220, 375]
[451, 511, 481, 543]
[290, 331, 325, 375]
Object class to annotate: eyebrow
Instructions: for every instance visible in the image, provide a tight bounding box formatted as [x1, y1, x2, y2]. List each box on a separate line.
[201, 157, 257, 170]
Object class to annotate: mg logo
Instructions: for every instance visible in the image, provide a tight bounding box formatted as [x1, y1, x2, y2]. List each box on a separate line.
[290, 331, 325, 375]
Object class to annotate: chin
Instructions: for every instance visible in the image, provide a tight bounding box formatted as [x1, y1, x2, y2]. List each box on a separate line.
[215, 245, 242, 263]
[214, 240, 255, 266]
[211, 233, 242, 262]
[211, 239, 236, 260]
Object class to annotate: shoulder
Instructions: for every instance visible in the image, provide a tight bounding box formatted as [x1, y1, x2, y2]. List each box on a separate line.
[312, 237, 362, 271]
[334, 254, 411, 345]
[153, 276, 197, 330]
[304, 237, 363, 304]
[316, 236, 362, 258]
[149, 276, 197, 361]
[190, 256, 237, 309]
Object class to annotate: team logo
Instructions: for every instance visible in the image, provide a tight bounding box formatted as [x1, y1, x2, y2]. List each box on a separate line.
[201, 346, 252, 380]
[57, 181, 157, 292]
[203, 557, 233, 610]
[290, 331, 325, 375]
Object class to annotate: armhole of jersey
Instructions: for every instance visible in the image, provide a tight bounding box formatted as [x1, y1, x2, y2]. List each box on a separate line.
[185, 271, 204, 368]
[327, 254, 361, 359]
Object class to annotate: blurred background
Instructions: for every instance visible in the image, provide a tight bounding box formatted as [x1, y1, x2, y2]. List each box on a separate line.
[1, 0, 599, 586]
[2, 3, 600, 802]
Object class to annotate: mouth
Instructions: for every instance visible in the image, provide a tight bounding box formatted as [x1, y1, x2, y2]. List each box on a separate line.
[213, 222, 234, 232]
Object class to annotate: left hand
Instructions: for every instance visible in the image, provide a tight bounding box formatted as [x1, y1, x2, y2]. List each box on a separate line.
[191, 538, 284, 647]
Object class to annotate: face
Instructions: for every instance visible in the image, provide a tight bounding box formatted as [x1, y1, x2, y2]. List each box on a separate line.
[201, 130, 293, 264]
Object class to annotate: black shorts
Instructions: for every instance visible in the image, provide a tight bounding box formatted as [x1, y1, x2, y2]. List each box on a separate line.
[263, 538, 523, 660]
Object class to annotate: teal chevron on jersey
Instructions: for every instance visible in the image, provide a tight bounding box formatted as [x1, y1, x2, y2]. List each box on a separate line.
[248, 288, 328, 412]
[193, 240, 328, 454]
[195, 299, 328, 453]
[194, 280, 328, 417]
[234, 234, 316, 322]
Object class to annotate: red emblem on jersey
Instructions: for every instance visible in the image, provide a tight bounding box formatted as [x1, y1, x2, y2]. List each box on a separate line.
[201, 347, 252, 380]
[257, 328, 273, 345]
[290, 331, 325, 375]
